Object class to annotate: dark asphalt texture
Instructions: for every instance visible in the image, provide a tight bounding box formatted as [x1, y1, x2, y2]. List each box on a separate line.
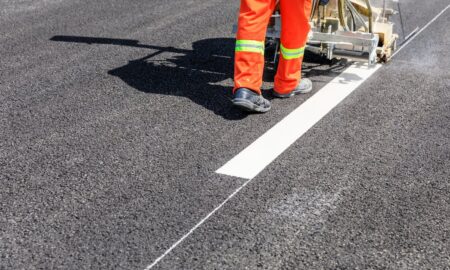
[1, 0, 449, 269]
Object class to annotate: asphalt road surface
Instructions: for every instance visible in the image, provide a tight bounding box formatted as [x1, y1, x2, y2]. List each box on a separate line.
[1, 0, 449, 269]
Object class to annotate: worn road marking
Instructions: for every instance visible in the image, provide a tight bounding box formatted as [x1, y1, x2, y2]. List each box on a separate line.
[143, 177, 254, 270]
[392, 4, 450, 58]
[216, 63, 381, 179]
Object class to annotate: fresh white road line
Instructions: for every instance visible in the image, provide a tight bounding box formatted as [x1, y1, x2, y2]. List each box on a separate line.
[144, 63, 380, 270]
[392, 4, 450, 58]
[216, 63, 381, 180]
[217, 3, 450, 181]
[144, 7, 448, 268]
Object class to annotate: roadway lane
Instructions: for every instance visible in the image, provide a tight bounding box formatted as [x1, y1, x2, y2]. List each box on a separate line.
[1, 0, 449, 269]
[155, 2, 450, 269]
[1, 0, 343, 268]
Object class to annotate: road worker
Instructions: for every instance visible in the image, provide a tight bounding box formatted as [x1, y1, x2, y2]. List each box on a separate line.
[232, 0, 313, 113]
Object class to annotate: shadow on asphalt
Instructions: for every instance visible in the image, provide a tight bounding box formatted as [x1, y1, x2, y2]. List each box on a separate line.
[50, 36, 347, 120]
[50, 36, 250, 120]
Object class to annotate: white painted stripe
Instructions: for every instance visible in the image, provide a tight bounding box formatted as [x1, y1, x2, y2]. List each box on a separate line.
[392, 4, 450, 58]
[143, 64, 380, 270]
[144, 64, 380, 270]
[216, 63, 381, 179]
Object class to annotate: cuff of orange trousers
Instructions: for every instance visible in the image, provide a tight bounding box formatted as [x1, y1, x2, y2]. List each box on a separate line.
[233, 85, 262, 95]
[273, 80, 300, 94]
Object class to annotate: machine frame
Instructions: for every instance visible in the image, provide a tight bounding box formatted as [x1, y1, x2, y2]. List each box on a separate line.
[265, 0, 399, 65]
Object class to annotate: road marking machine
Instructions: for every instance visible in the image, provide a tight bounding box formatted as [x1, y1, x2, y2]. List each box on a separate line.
[236, 0, 408, 66]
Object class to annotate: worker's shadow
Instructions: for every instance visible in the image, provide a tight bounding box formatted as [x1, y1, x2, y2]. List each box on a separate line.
[50, 36, 258, 120]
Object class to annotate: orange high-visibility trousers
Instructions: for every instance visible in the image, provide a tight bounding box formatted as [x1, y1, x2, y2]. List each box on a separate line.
[234, 0, 312, 95]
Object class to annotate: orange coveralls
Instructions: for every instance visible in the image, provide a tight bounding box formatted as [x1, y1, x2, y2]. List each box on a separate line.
[234, 0, 312, 95]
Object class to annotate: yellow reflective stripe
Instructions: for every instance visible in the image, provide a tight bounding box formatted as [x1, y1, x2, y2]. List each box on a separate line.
[280, 44, 305, 60]
[235, 46, 264, 54]
[235, 40, 264, 54]
[236, 40, 264, 47]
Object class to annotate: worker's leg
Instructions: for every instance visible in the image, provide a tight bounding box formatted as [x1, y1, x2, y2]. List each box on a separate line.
[304, 0, 313, 19]
[274, 0, 312, 94]
[234, 0, 277, 94]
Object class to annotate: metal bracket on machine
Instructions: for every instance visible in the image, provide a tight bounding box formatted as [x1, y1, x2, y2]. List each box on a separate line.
[308, 30, 379, 65]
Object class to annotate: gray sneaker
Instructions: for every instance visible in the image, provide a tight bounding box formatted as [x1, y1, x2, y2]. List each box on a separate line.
[232, 88, 271, 113]
[272, 78, 313, 98]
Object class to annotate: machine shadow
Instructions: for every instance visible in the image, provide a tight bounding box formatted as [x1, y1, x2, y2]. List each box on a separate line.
[50, 36, 250, 120]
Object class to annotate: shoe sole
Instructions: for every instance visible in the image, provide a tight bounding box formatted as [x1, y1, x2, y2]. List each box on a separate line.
[273, 84, 313, 98]
[232, 98, 271, 113]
